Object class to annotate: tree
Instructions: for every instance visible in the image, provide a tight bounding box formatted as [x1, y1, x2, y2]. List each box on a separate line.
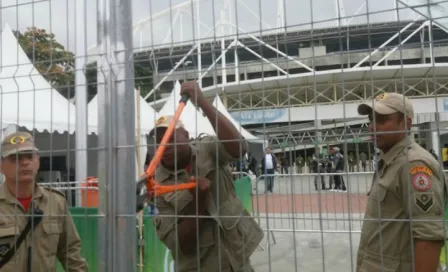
[15, 27, 76, 98]
[15, 27, 154, 101]
[134, 61, 156, 101]
[81, 59, 155, 102]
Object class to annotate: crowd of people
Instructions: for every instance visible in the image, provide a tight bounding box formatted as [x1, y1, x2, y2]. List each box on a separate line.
[309, 147, 347, 192]
[231, 146, 378, 193]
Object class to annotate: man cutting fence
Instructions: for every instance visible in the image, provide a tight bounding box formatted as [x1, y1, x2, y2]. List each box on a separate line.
[151, 81, 264, 272]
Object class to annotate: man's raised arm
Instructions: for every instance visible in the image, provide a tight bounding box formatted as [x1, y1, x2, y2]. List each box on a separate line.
[180, 81, 247, 158]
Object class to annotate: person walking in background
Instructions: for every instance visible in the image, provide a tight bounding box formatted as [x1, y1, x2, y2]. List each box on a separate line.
[348, 152, 355, 172]
[296, 154, 304, 173]
[307, 156, 313, 173]
[325, 154, 334, 190]
[234, 158, 246, 173]
[261, 147, 277, 193]
[280, 155, 289, 174]
[442, 144, 448, 169]
[332, 147, 346, 192]
[312, 153, 326, 190]
[246, 152, 258, 177]
[359, 151, 367, 172]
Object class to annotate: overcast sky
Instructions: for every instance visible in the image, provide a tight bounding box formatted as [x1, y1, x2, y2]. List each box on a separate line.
[1, 0, 188, 50]
[0, 0, 423, 52]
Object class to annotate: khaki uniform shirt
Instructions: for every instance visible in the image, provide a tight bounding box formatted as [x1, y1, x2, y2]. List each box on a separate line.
[153, 136, 264, 272]
[357, 137, 446, 272]
[0, 182, 88, 272]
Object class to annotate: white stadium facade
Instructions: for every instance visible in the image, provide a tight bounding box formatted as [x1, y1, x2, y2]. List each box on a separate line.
[90, 0, 448, 158]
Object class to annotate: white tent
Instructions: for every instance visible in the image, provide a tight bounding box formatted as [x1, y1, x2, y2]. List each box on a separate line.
[212, 95, 259, 141]
[0, 24, 76, 133]
[87, 92, 157, 135]
[88, 92, 157, 174]
[158, 81, 216, 137]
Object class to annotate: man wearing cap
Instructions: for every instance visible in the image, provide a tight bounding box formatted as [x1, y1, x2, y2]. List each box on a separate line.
[356, 93, 446, 272]
[151, 81, 263, 272]
[0, 132, 87, 271]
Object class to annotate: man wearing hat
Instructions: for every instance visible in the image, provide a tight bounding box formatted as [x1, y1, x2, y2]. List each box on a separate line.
[0, 132, 87, 271]
[356, 93, 446, 272]
[151, 81, 263, 272]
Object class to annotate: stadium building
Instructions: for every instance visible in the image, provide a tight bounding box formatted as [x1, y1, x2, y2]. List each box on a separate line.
[91, 0, 448, 159]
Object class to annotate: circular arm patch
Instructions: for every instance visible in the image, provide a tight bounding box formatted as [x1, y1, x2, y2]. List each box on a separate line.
[412, 173, 431, 191]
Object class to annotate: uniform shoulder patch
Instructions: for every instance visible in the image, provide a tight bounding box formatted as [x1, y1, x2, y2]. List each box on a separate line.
[410, 165, 433, 176]
[410, 165, 433, 191]
[411, 173, 431, 191]
[414, 192, 434, 213]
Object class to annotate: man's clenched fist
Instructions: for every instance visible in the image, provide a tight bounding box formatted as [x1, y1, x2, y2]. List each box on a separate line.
[180, 81, 205, 106]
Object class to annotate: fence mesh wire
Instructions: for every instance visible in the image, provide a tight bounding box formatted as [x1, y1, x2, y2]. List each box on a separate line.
[1, 0, 448, 271]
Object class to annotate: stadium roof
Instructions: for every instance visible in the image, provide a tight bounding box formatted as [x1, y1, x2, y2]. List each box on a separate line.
[88, 0, 422, 55]
[150, 63, 448, 108]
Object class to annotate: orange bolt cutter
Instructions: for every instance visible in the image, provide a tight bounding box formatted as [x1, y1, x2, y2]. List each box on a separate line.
[136, 94, 197, 212]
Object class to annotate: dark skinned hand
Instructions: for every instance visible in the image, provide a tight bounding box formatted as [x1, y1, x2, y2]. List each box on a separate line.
[189, 176, 210, 200]
[180, 81, 206, 107]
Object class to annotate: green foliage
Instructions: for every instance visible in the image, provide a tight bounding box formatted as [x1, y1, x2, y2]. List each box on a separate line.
[15, 27, 154, 101]
[134, 62, 155, 101]
[84, 61, 155, 102]
[15, 27, 75, 98]
[85, 62, 97, 102]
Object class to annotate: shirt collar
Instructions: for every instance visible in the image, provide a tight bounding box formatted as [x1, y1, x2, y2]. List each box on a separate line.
[379, 136, 414, 166]
[0, 181, 44, 204]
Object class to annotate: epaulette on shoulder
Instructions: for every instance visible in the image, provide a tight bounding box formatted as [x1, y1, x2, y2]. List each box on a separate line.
[41, 186, 66, 199]
[406, 144, 431, 163]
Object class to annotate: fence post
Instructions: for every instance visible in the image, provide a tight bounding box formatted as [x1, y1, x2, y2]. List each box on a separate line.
[97, 0, 136, 271]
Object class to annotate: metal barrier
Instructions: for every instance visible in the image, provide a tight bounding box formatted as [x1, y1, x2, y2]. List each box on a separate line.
[39, 181, 99, 192]
[4, 0, 447, 270]
[249, 172, 374, 253]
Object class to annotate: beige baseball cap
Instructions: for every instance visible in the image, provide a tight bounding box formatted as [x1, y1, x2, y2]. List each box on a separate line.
[150, 115, 185, 136]
[357, 93, 414, 117]
[1, 132, 39, 157]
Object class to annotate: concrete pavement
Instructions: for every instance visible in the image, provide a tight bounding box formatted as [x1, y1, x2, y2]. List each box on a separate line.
[250, 213, 363, 272]
[245, 173, 372, 272]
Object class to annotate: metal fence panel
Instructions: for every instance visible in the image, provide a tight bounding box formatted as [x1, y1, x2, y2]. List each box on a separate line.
[2, 0, 448, 271]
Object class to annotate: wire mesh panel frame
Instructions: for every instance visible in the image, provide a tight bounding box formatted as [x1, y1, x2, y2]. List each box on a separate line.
[96, 0, 137, 271]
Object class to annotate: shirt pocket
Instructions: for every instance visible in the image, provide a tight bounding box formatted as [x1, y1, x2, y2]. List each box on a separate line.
[0, 225, 21, 270]
[219, 199, 263, 266]
[163, 190, 194, 213]
[0, 225, 20, 255]
[368, 184, 396, 218]
[41, 219, 62, 256]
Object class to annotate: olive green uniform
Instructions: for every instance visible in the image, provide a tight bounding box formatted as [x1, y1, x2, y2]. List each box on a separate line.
[356, 137, 446, 271]
[0, 183, 88, 271]
[357, 92, 447, 271]
[296, 156, 304, 173]
[153, 136, 264, 272]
